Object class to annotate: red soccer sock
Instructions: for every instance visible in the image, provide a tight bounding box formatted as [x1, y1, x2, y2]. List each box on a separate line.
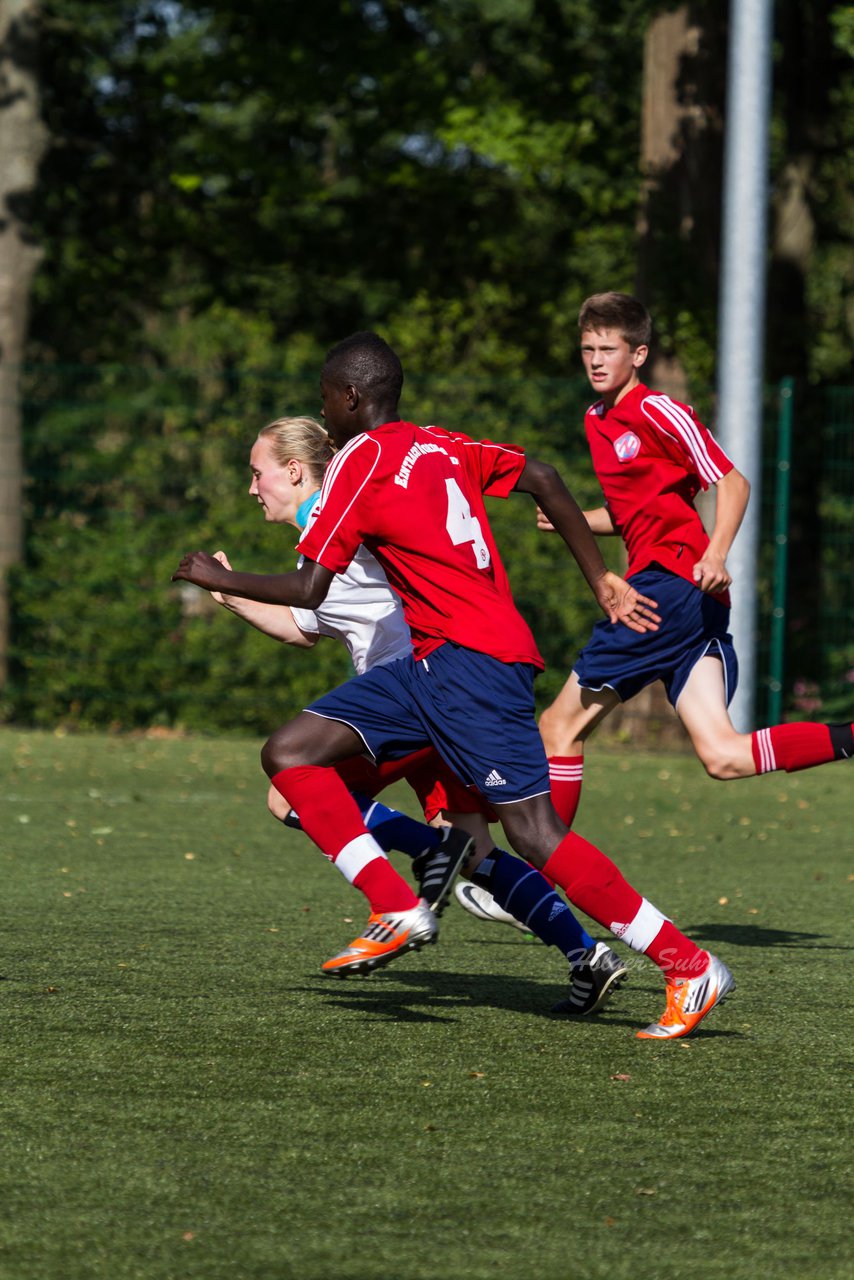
[548, 755, 584, 826]
[751, 722, 854, 774]
[271, 765, 419, 913]
[543, 831, 706, 977]
[352, 857, 420, 913]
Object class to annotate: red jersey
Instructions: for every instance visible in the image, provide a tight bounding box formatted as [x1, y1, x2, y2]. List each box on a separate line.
[585, 383, 734, 601]
[297, 420, 543, 669]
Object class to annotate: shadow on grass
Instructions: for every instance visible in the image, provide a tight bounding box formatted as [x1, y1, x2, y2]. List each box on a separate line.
[304, 967, 560, 1024]
[301, 969, 745, 1039]
[683, 922, 847, 950]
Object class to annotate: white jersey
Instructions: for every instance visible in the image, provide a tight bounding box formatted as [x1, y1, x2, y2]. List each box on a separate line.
[291, 502, 411, 675]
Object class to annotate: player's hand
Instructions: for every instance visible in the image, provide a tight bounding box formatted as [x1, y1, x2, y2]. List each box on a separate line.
[209, 550, 233, 605]
[692, 552, 731, 594]
[536, 506, 556, 533]
[172, 550, 230, 592]
[597, 570, 661, 633]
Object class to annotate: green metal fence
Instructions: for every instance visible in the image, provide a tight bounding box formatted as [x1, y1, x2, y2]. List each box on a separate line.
[757, 381, 854, 724]
[818, 387, 854, 715]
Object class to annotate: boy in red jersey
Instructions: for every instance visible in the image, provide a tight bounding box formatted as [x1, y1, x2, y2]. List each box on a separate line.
[535, 292, 853, 831]
[174, 331, 735, 1040]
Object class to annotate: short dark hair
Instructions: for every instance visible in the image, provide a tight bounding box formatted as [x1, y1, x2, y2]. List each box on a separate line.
[322, 331, 404, 403]
[578, 293, 652, 350]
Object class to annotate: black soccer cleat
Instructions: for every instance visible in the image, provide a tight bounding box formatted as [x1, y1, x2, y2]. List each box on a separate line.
[552, 942, 629, 1016]
[412, 827, 474, 917]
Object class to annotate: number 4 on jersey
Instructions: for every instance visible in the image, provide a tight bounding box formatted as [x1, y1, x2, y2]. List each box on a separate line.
[445, 478, 491, 569]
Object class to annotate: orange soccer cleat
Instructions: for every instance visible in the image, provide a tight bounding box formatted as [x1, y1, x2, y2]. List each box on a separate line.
[637, 952, 735, 1040]
[321, 902, 438, 977]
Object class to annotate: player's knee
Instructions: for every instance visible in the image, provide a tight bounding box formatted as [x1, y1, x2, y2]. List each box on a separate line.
[261, 730, 304, 777]
[696, 742, 743, 781]
[538, 704, 584, 756]
[537, 704, 560, 752]
[500, 811, 564, 868]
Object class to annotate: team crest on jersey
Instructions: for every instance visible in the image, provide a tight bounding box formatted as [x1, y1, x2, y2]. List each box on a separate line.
[613, 431, 641, 462]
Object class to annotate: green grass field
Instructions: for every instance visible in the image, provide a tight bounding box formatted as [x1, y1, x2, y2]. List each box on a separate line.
[1, 728, 852, 1280]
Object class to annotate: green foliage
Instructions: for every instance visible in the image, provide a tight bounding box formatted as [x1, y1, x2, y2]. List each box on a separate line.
[10, 1, 854, 729]
[33, 0, 663, 374]
[831, 3, 854, 57]
[805, 13, 854, 385]
[10, 316, 346, 730]
[10, 348, 612, 730]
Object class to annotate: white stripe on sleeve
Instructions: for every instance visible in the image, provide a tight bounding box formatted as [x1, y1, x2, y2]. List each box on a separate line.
[641, 394, 726, 486]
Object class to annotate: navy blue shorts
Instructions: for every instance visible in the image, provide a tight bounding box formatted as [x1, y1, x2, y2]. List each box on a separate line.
[573, 568, 738, 707]
[305, 643, 551, 804]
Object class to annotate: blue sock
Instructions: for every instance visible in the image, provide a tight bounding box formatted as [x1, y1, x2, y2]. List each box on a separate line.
[352, 792, 441, 860]
[472, 848, 595, 962]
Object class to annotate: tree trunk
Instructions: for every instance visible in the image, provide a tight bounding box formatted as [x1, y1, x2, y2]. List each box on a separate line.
[637, 6, 698, 400]
[0, 0, 46, 689]
[636, 5, 725, 398]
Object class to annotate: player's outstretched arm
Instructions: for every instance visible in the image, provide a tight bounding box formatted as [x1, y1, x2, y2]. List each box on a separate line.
[172, 550, 334, 611]
[692, 467, 751, 594]
[516, 459, 608, 584]
[207, 551, 317, 648]
[516, 460, 660, 633]
[537, 505, 616, 535]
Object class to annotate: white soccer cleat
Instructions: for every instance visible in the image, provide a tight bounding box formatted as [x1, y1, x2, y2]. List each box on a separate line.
[454, 881, 531, 933]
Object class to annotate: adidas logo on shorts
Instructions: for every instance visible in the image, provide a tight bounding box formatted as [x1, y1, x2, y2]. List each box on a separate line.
[484, 769, 507, 787]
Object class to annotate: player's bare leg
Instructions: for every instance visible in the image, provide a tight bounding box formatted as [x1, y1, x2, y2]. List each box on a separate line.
[267, 782, 291, 821]
[261, 710, 366, 774]
[537, 673, 620, 826]
[675, 655, 757, 779]
[538, 671, 620, 757]
[678, 652, 854, 780]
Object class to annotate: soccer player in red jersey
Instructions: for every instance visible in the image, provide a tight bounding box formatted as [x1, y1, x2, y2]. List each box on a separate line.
[533, 293, 853, 833]
[174, 331, 735, 1040]
[210, 413, 628, 1014]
